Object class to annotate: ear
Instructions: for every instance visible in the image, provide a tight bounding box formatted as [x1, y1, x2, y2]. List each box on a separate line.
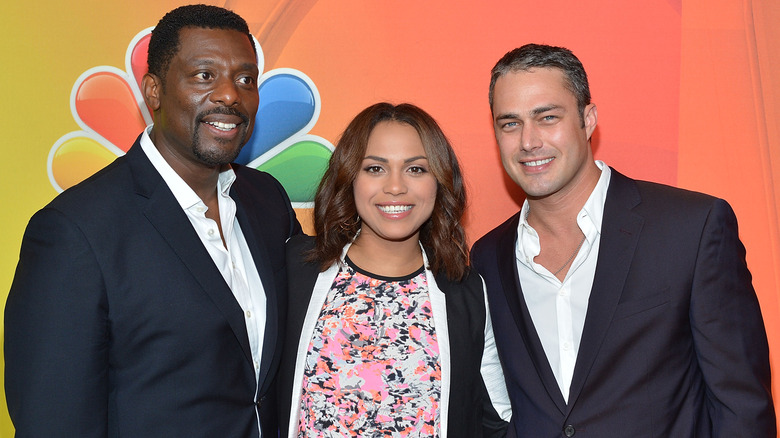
[583, 103, 597, 139]
[142, 73, 162, 112]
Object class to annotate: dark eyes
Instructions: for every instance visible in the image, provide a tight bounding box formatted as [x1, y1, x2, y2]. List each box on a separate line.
[195, 72, 213, 81]
[237, 76, 255, 86]
[362, 164, 428, 174]
[194, 72, 255, 86]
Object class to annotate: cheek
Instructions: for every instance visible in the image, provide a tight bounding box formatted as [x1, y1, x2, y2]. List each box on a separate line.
[549, 125, 584, 150]
[497, 138, 518, 160]
[426, 181, 438, 203]
[244, 92, 260, 114]
[419, 179, 438, 212]
[352, 177, 373, 211]
[170, 97, 197, 124]
[548, 129, 568, 145]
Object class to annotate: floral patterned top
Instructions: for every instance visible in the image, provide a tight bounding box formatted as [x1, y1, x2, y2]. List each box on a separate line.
[297, 256, 442, 437]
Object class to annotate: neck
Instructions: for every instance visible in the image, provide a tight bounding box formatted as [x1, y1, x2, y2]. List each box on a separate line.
[527, 161, 601, 234]
[347, 234, 423, 277]
[184, 170, 222, 205]
[160, 154, 223, 205]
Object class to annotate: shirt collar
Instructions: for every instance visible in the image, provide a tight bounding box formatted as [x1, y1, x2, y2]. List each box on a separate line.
[517, 160, 612, 255]
[140, 125, 236, 211]
[580, 160, 611, 240]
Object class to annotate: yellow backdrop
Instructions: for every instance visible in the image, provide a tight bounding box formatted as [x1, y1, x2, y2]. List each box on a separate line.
[1, 0, 778, 435]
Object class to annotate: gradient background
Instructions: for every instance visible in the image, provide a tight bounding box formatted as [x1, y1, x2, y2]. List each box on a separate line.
[1, 0, 778, 435]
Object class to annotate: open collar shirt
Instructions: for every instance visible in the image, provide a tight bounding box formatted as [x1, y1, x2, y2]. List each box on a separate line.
[140, 126, 267, 384]
[514, 160, 611, 403]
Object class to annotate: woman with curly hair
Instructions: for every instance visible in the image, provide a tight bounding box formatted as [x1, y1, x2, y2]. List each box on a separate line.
[278, 102, 511, 437]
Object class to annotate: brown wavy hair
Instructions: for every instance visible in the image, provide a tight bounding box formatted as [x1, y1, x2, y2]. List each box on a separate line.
[308, 102, 469, 281]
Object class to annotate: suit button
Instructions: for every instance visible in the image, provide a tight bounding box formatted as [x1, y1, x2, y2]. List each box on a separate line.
[563, 424, 576, 437]
[255, 397, 263, 408]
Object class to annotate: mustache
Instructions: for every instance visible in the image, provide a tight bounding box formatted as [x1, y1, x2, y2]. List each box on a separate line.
[196, 107, 250, 125]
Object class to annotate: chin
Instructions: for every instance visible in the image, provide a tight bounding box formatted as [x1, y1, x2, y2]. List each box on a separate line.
[195, 146, 243, 166]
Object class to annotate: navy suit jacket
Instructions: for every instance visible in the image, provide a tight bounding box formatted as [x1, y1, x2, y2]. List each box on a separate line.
[471, 169, 775, 437]
[5, 139, 301, 437]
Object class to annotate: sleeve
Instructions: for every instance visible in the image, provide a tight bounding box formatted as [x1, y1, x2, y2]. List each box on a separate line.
[478, 275, 512, 436]
[689, 198, 776, 437]
[4, 207, 110, 437]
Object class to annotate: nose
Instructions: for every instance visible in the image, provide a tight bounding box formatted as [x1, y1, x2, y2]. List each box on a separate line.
[211, 77, 240, 107]
[520, 123, 542, 152]
[383, 170, 407, 195]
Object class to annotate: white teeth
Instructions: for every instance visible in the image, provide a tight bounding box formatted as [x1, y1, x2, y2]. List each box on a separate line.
[206, 121, 237, 131]
[522, 157, 554, 166]
[378, 205, 412, 214]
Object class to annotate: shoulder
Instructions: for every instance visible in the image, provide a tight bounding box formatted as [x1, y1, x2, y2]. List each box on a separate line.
[286, 234, 316, 256]
[231, 164, 301, 233]
[434, 267, 485, 300]
[286, 234, 318, 269]
[609, 168, 730, 218]
[471, 211, 521, 259]
[285, 235, 327, 302]
[637, 181, 719, 208]
[232, 163, 277, 184]
[231, 164, 290, 205]
[433, 269, 488, 336]
[39, 155, 136, 223]
[231, 164, 289, 194]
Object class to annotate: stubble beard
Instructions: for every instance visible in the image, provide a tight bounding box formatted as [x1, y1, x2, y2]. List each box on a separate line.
[191, 126, 249, 166]
[191, 107, 252, 166]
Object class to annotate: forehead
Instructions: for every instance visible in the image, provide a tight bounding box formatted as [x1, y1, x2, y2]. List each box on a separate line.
[173, 27, 257, 66]
[366, 121, 425, 156]
[492, 68, 575, 112]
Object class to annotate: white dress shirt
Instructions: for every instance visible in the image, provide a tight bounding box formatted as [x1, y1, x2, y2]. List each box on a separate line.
[515, 161, 611, 402]
[139, 126, 267, 383]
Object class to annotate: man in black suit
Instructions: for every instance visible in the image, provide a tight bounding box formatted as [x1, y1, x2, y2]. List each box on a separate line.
[471, 44, 775, 437]
[5, 5, 300, 436]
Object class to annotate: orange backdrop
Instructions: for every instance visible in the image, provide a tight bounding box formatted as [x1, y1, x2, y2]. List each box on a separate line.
[0, 0, 777, 435]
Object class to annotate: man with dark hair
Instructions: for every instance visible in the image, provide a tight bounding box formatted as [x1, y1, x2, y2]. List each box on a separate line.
[471, 43, 775, 437]
[5, 5, 300, 437]
[146, 4, 258, 82]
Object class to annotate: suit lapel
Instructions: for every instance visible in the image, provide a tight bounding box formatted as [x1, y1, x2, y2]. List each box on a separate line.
[496, 214, 568, 413]
[126, 144, 254, 365]
[566, 169, 643, 411]
[231, 188, 279, 392]
[495, 215, 526, 332]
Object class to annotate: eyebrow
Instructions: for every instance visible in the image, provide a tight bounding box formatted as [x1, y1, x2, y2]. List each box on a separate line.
[494, 112, 520, 122]
[363, 155, 428, 163]
[531, 104, 562, 116]
[495, 104, 563, 122]
[189, 59, 259, 71]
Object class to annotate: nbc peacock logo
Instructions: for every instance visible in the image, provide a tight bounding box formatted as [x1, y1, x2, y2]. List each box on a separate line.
[48, 27, 333, 208]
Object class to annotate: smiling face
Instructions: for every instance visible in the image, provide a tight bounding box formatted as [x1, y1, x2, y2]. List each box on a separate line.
[143, 27, 259, 171]
[353, 121, 438, 247]
[492, 67, 599, 201]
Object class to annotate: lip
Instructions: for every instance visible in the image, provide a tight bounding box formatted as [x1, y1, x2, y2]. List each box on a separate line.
[197, 109, 250, 138]
[201, 121, 242, 140]
[520, 156, 554, 172]
[201, 114, 245, 125]
[376, 203, 414, 218]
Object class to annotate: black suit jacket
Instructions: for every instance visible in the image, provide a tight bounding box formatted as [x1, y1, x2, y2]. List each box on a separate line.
[5, 139, 301, 437]
[471, 169, 775, 437]
[277, 235, 510, 437]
